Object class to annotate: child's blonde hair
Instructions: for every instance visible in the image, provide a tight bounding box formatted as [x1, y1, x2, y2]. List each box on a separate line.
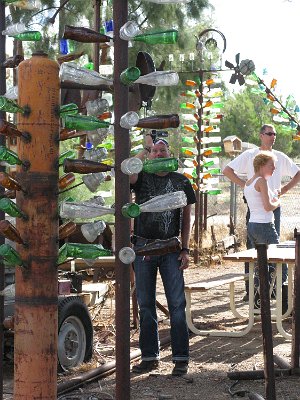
[253, 151, 277, 173]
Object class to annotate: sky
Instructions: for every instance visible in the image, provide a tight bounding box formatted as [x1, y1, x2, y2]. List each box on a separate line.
[205, 0, 300, 105]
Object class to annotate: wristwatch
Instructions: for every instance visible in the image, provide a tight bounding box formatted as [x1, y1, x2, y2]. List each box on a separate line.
[180, 247, 190, 254]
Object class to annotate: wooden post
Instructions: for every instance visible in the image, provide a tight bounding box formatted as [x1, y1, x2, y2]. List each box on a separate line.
[14, 52, 60, 399]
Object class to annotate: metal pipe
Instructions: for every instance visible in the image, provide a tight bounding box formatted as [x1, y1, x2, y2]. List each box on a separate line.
[93, 0, 101, 72]
[0, 3, 6, 399]
[113, 1, 131, 399]
[255, 243, 276, 400]
[57, 335, 172, 395]
[291, 228, 300, 368]
[14, 52, 60, 399]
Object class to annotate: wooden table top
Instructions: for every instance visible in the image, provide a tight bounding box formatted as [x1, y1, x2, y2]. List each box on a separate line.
[223, 244, 295, 263]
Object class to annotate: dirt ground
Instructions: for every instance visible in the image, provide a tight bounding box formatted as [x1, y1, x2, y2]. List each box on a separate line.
[3, 259, 300, 400]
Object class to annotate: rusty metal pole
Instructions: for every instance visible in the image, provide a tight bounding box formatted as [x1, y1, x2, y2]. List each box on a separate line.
[93, 0, 101, 72]
[15, 52, 60, 399]
[0, 3, 6, 399]
[256, 243, 276, 400]
[113, 1, 131, 400]
[291, 229, 300, 369]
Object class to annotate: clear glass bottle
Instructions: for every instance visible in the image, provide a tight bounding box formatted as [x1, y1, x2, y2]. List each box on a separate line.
[63, 25, 112, 43]
[12, 31, 42, 41]
[60, 201, 114, 220]
[119, 21, 141, 41]
[142, 157, 178, 173]
[135, 71, 179, 86]
[120, 111, 139, 129]
[3, 86, 19, 100]
[2, 23, 26, 36]
[121, 157, 143, 175]
[0, 243, 23, 266]
[133, 29, 178, 45]
[60, 63, 113, 86]
[85, 98, 109, 116]
[0, 97, 24, 114]
[63, 158, 112, 174]
[83, 147, 108, 162]
[0, 219, 26, 245]
[63, 114, 110, 131]
[135, 237, 181, 256]
[81, 220, 106, 242]
[0, 198, 27, 219]
[82, 172, 108, 192]
[118, 247, 136, 264]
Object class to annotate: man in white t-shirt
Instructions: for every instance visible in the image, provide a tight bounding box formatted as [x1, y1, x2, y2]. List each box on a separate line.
[223, 124, 300, 306]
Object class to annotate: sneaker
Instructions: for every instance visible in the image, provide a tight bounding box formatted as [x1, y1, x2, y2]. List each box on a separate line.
[242, 293, 249, 302]
[131, 360, 159, 374]
[172, 361, 189, 376]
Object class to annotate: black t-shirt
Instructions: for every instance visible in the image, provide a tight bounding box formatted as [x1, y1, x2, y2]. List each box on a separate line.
[130, 171, 196, 240]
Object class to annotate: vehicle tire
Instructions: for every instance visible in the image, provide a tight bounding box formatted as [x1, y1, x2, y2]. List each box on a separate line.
[58, 296, 93, 372]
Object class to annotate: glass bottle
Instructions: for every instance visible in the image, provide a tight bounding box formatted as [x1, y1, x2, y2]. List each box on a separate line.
[201, 136, 221, 144]
[144, 0, 191, 2]
[59, 150, 77, 165]
[60, 201, 114, 220]
[0, 244, 23, 266]
[2, 23, 26, 36]
[119, 21, 141, 41]
[12, 31, 42, 41]
[59, 63, 113, 86]
[63, 115, 110, 131]
[11, 0, 41, 10]
[85, 98, 109, 116]
[133, 29, 178, 45]
[59, 103, 79, 116]
[120, 111, 140, 129]
[0, 219, 25, 245]
[0, 119, 30, 141]
[0, 172, 24, 192]
[0, 97, 24, 114]
[135, 237, 181, 256]
[63, 158, 112, 174]
[0, 198, 27, 219]
[59, 220, 77, 240]
[58, 173, 76, 190]
[137, 114, 179, 129]
[0, 146, 22, 166]
[120, 67, 141, 85]
[3, 86, 18, 100]
[2, 55, 23, 68]
[82, 172, 110, 192]
[58, 242, 112, 265]
[142, 157, 178, 173]
[122, 190, 187, 218]
[0, 189, 16, 199]
[60, 129, 86, 141]
[63, 25, 112, 43]
[84, 147, 108, 162]
[180, 102, 196, 110]
[97, 111, 112, 120]
[118, 247, 136, 264]
[121, 157, 143, 175]
[135, 71, 179, 86]
[81, 220, 106, 242]
[57, 51, 85, 65]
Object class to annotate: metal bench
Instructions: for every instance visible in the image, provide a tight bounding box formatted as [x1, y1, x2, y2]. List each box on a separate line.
[185, 273, 251, 337]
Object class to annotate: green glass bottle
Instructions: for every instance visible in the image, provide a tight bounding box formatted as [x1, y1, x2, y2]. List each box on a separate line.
[59, 150, 77, 165]
[142, 157, 178, 174]
[205, 168, 221, 174]
[201, 160, 215, 168]
[58, 242, 112, 265]
[207, 189, 222, 195]
[0, 97, 24, 114]
[211, 102, 224, 109]
[0, 243, 23, 266]
[121, 203, 141, 218]
[59, 103, 79, 116]
[0, 198, 27, 219]
[120, 67, 141, 85]
[12, 31, 42, 41]
[63, 115, 110, 131]
[0, 146, 22, 165]
[133, 29, 178, 44]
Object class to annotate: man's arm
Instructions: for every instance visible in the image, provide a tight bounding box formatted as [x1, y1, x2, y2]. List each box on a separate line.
[281, 170, 300, 196]
[129, 134, 153, 185]
[179, 204, 193, 270]
[223, 165, 246, 188]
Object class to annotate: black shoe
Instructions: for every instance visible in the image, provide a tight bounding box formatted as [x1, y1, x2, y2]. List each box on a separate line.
[172, 361, 189, 376]
[132, 360, 159, 374]
[242, 293, 249, 302]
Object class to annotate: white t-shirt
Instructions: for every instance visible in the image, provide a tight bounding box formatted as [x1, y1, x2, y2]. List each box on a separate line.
[227, 148, 300, 192]
[244, 177, 274, 223]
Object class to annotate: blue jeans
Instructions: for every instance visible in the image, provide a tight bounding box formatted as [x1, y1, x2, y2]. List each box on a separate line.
[133, 239, 189, 362]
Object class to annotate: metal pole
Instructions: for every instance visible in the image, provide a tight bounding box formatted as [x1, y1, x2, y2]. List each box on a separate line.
[14, 52, 60, 399]
[113, 1, 131, 400]
[93, 0, 101, 72]
[291, 229, 300, 368]
[256, 243, 276, 400]
[0, 3, 6, 399]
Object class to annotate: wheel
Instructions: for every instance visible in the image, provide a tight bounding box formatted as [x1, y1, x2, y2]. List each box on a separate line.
[58, 296, 93, 372]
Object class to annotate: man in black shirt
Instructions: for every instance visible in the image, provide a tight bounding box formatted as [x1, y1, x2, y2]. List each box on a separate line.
[130, 136, 196, 376]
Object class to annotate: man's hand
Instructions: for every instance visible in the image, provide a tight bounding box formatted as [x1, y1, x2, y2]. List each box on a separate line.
[178, 251, 189, 270]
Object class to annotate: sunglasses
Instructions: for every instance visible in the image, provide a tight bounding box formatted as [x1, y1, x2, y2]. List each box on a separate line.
[263, 131, 276, 136]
